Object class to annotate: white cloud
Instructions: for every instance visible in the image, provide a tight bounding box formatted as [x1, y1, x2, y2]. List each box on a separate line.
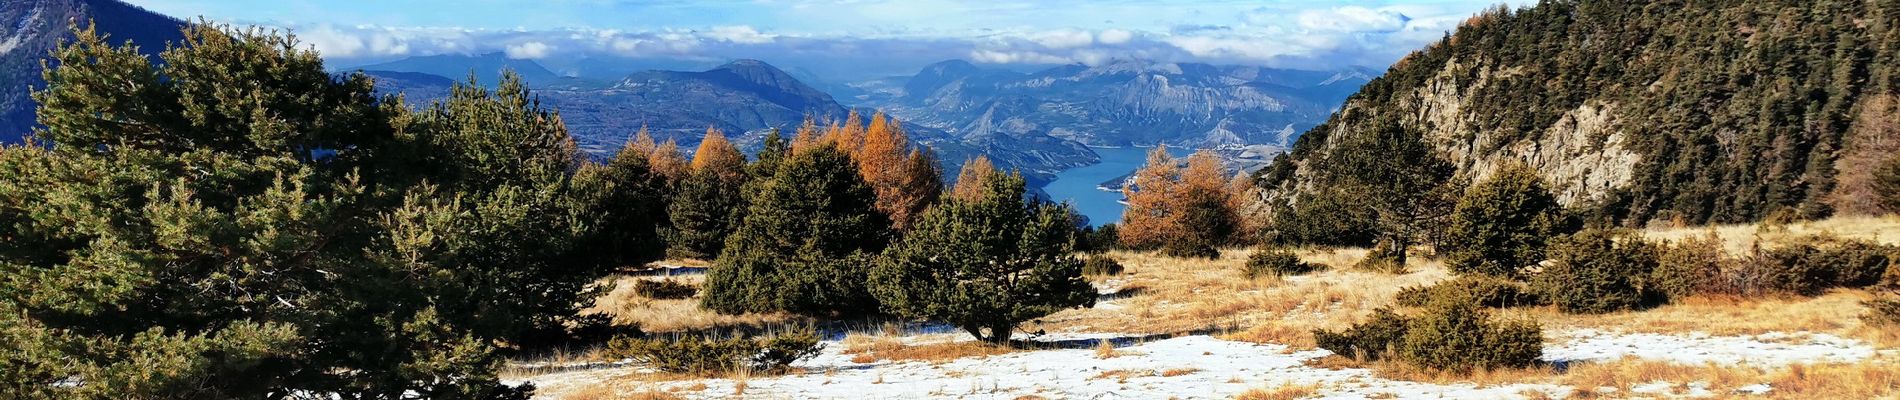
[705, 25, 776, 44]
[505, 41, 553, 59]
[969, 49, 1075, 64]
[1028, 29, 1094, 49]
[1296, 6, 1412, 33]
[1097, 29, 1134, 45]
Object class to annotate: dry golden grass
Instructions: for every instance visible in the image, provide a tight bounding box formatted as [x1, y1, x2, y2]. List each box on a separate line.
[584, 274, 805, 333]
[1556, 356, 1900, 399]
[1160, 367, 1200, 377]
[1643, 214, 1900, 253]
[839, 334, 1018, 363]
[1094, 339, 1124, 359]
[1234, 383, 1319, 400]
[1520, 291, 1885, 340]
[1089, 369, 1150, 383]
[1036, 248, 1450, 348]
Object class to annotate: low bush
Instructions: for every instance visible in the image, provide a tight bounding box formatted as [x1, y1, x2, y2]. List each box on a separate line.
[1082, 255, 1126, 276]
[1314, 300, 1542, 372]
[1864, 294, 1900, 328]
[1243, 249, 1320, 278]
[1398, 301, 1543, 372]
[1162, 241, 1221, 260]
[1651, 234, 1727, 299]
[632, 278, 699, 300]
[603, 328, 823, 374]
[1531, 228, 1660, 314]
[1313, 309, 1409, 361]
[1394, 275, 1539, 308]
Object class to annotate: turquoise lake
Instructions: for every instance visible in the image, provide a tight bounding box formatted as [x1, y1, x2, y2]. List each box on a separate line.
[1040, 146, 1192, 227]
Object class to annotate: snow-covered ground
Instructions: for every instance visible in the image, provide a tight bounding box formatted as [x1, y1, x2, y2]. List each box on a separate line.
[516, 327, 1878, 399]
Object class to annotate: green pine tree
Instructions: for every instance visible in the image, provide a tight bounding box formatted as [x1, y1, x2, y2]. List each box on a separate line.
[702, 143, 891, 316]
[870, 170, 1096, 343]
[1441, 163, 1578, 278]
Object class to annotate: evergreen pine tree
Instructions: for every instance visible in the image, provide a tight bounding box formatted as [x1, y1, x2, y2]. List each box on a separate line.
[1441, 163, 1577, 278]
[0, 23, 646, 398]
[870, 170, 1096, 343]
[664, 127, 748, 259]
[702, 143, 891, 316]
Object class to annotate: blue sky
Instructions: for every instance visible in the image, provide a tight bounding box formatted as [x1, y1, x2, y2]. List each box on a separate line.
[125, 0, 1525, 76]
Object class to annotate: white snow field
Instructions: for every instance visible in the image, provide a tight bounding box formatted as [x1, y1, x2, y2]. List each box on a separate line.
[514, 326, 1877, 399]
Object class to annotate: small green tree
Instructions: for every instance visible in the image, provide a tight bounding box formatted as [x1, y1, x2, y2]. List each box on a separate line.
[702, 143, 890, 316]
[1442, 163, 1577, 278]
[870, 171, 1096, 343]
[1313, 120, 1455, 270]
[1877, 155, 1900, 212]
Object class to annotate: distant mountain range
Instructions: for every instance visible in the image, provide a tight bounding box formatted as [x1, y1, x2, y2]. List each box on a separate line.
[852, 59, 1371, 149]
[360, 55, 1367, 183]
[0, 0, 184, 142]
[0, 0, 1370, 186]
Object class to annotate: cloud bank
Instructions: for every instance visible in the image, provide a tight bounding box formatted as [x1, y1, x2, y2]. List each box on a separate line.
[198, 2, 1527, 78]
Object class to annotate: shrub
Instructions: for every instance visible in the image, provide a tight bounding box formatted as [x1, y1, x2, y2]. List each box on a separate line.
[1314, 301, 1543, 372]
[603, 329, 823, 374]
[1395, 275, 1539, 308]
[1162, 241, 1222, 260]
[1082, 255, 1126, 276]
[1651, 234, 1727, 299]
[1314, 309, 1409, 361]
[1812, 240, 1897, 288]
[1863, 294, 1900, 328]
[1440, 163, 1577, 278]
[1355, 240, 1409, 273]
[1243, 249, 1320, 278]
[632, 279, 698, 300]
[1531, 228, 1660, 314]
[1397, 301, 1543, 372]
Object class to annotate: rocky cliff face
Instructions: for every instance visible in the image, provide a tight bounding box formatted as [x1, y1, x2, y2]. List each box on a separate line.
[1257, 0, 1900, 227]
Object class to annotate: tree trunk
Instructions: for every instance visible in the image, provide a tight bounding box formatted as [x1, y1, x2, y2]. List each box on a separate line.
[985, 322, 1015, 345]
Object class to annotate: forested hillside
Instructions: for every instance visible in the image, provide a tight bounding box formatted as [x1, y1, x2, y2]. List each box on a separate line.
[0, 0, 183, 141]
[1257, 0, 1900, 244]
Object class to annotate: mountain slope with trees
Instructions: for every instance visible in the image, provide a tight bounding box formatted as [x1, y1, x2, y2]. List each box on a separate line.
[1255, 0, 1900, 242]
[0, 0, 183, 141]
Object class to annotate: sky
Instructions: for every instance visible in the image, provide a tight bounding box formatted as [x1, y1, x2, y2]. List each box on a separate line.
[124, 0, 1527, 78]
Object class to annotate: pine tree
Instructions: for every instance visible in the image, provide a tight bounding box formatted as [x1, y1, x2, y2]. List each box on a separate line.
[702, 143, 891, 316]
[665, 127, 749, 259]
[870, 170, 1096, 344]
[1119, 147, 1184, 250]
[1441, 163, 1577, 278]
[1316, 120, 1455, 269]
[1, 23, 640, 398]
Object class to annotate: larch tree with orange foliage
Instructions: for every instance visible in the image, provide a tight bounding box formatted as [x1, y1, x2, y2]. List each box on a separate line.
[856, 113, 941, 229]
[1174, 150, 1238, 256]
[1119, 147, 1185, 251]
[1119, 147, 1237, 258]
[665, 127, 750, 258]
[648, 138, 690, 183]
[949, 156, 998, 202]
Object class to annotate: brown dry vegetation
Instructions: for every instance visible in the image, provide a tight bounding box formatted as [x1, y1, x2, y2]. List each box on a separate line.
[840, 333, 1019, 364]
[583, 273, 805, 333]
[1234, 383, 1319, 400]
[1035, 248, 1449, 348]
